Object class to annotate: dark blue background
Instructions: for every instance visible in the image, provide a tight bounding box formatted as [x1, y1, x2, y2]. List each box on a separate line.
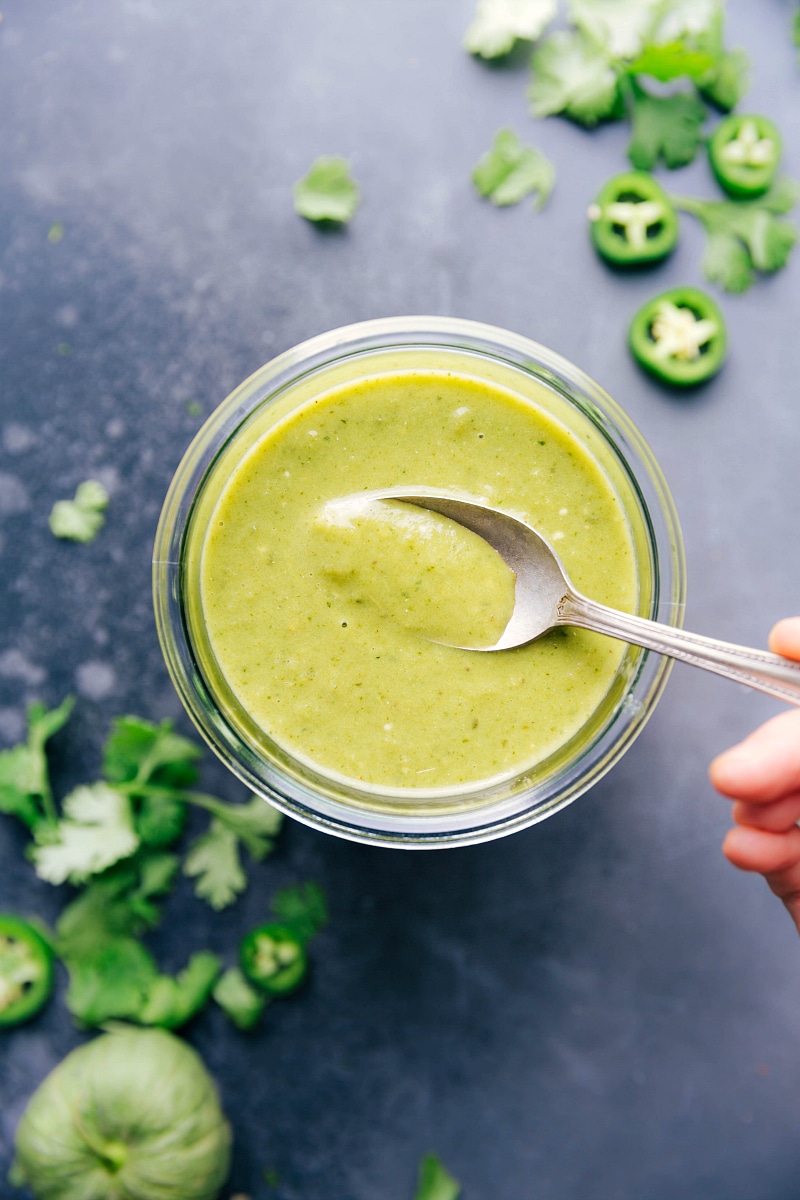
[1, 2, 799, 1197]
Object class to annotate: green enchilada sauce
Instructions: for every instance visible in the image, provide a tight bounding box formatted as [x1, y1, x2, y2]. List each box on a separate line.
[199, 372, 637, 788]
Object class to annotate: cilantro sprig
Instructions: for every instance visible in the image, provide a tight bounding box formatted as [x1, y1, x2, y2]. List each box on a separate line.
[673, 179, 799, 293]
[472, 128, 555, 209]
[0, 701, 319, 1030]
[521, 0, 748, 166]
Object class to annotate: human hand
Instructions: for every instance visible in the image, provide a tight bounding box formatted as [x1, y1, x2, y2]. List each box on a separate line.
[709, 618, 800, 933]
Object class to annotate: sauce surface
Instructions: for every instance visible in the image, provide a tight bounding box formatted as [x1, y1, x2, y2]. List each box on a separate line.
[199, 371, 637, 788]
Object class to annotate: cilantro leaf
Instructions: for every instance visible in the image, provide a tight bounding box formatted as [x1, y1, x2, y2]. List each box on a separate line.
[133, 791, 187, 848]
[702, 231, 753, 293]
[653, 0, 721, 43]
[628, 41, 716, 82]
[472, 128, 555, 209]
[0, 746, 46, 830]
[626, 80, 706, 169]
[48, 480, 109, 543]
[138, 951, 221, 1029]
[0, 698, 73, 830]
[193, 794, 283, 860]
[213, 966, 267, 1031]
[183, 819, 246, 910]
[568, 0, 660, 61]
[413, 1154, 461, 1200]
[64, 936, 158, 1026]
[103, 716, 201, 790]
[32, 783, 139, 885]
[698, 46, 748, 111]
[529, 30, 621, 126]
[293, 157, 360, 224]
[271, 882, 327, 945]
[464, 0, 556, 59]
[675, 186, 799, 292]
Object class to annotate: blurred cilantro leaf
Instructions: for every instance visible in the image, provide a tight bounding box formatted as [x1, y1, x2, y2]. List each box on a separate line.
[32, 783, 139, 885]
[472, 128, 555, 209]
[213, 966, 267, 1031]
[49, 480, 109, 543]
[529, 30, 621, 126]
[568, 0, 660, 60]
[293, 157, 360, 224]
[626, 80, 706, 169]
[183, 819, 247, 910]
[464, 0, 556, 59]
[0, 698, 73, 830]
[103, 716, 201, 790]
[138, 951, 222, 1029]
[271, 881, 327, 944]
[413, 1154, 461, 1200]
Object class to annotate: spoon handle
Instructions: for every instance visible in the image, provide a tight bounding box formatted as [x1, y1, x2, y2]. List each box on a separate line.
[561, 593, 800, 707]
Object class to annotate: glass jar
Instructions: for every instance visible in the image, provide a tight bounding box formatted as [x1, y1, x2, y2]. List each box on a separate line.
[153, 317, 685, 848]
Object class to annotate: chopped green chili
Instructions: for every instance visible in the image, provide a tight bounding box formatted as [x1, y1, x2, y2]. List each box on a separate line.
[0, 915, 54, 1028]
[628, 287, 727, 386]
[588, 172, 679, 266]
[709, 115, 781, 199]
[239, 923, 308, 996]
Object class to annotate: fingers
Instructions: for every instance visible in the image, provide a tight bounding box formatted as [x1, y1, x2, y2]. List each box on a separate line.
[723, 826, 800, 931]
[709, 708, 800, 804]
[723, 825, 800, 876]
[733, 791, 800, 832]
[769, 617, 800, 661]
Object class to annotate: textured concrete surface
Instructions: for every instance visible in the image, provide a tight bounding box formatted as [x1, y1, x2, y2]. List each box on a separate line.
[1, 2, 799, 1197]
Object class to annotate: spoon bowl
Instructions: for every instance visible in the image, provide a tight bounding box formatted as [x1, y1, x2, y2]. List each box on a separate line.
[372, 490, 800, 706]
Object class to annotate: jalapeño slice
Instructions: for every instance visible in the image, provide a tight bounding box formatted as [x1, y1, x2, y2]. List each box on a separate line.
[0, 915, 54, 1028]
[588, 172, 679, 266]
[709, 115, 781, 199]
[628, 287, 727, 386]
[240, 923, 308, 996]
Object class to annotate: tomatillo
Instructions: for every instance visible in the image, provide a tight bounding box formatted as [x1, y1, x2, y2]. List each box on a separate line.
[628, 287, 727, 386]
[0, 915, 54, 1028]
[709, 115, 781, 199]
[588, 172, 679, 266]
[239, 923, 307, 996]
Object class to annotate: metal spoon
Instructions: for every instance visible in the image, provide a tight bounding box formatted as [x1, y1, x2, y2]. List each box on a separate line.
[373, 490, 800, 707]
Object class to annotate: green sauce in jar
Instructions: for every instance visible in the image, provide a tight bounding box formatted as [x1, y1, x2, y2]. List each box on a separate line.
[196, 369, 637, 789]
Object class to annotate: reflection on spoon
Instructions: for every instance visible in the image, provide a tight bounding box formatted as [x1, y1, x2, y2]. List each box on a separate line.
[366, 489, 800, 707]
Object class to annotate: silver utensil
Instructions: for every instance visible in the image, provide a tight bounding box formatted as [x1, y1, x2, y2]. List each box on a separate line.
[375, 490, 800, 707]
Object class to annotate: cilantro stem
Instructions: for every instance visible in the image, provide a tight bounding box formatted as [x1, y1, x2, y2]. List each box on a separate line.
[117, 782, 236, 819]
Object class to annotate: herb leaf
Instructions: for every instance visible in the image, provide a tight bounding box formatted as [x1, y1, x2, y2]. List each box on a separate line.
[138, 951, 222, 1029]
[626, 81, 706, 169]
[472, 128, 555, 209]
[103, 716, 201, 790]
[183, 819, 247, 910]
[271, 882, 328, 944]
[464, 0, 556, 59]
[413, 1154, 461, 1200]
[213, 966, 267, 1031]
[64, 937, 158, 1026]
[568, 0, 660, 60]
[529, 30, 621, 126]
[49, 480, 109, 543]
[0, 698, 73, 831]
[293, 157, 360, 224]
[674, 185, 799, 292]
[32, 783, 139, 885]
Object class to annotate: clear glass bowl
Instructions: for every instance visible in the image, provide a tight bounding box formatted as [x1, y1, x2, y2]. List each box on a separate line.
[153, 317, 685, 848]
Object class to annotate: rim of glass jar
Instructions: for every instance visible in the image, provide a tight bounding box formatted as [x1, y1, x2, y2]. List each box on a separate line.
[153, 316, 686, 849]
